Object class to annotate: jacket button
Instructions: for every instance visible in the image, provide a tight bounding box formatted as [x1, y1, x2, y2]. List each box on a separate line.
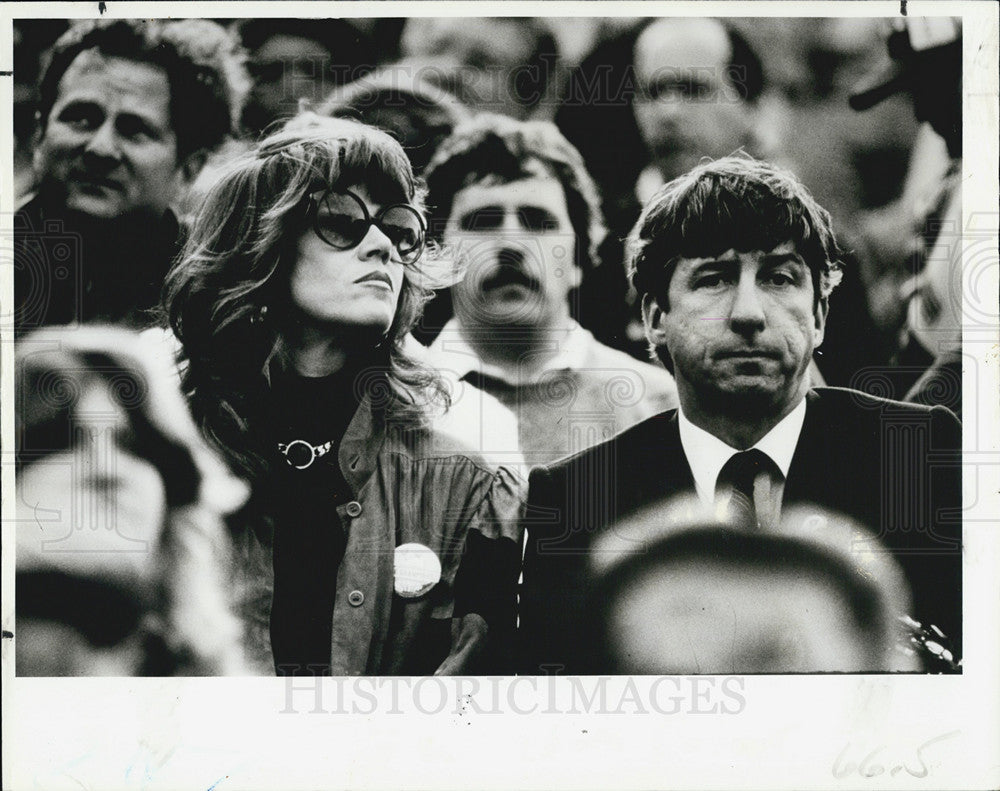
[348, 590, 365, 607]
[345, 501, 362, 517]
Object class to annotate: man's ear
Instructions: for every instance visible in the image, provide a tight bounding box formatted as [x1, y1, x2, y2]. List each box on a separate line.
[813, 295, 829, 348]
[642, 293, 668, 346]
[567, 262, 583, 290]
[31, 112, 46, 173]
[178, 149, 209, 184]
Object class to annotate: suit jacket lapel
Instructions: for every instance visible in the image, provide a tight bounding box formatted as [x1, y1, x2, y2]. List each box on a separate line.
[624, 409, 695, 513]
[782, 390, 830, 509]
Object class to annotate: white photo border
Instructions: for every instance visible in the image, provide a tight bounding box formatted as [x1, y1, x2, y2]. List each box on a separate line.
[2, 2, 997, 789]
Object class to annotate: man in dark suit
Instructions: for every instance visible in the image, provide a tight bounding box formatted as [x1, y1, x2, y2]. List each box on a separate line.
[519, 155, 962, 674]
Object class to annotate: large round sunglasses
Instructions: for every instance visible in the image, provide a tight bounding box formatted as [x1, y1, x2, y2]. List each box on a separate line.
[307, 188, 426, 266]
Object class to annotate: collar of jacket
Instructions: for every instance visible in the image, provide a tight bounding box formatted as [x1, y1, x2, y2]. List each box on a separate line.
[337, 393, 389, 496]
[17, 191, 181, 236]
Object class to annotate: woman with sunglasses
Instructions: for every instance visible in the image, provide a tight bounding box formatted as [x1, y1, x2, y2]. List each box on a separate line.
[163, 114, 523, 676]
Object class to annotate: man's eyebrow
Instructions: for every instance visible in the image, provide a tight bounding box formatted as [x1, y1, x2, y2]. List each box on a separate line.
[117, 111, 160, 129]
[690, 256, 739, 269]
[56, 98, 100, 112]
[762, 252, 807, 267]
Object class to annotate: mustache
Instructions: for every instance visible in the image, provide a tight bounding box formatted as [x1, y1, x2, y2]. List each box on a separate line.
[479, 249, 540, 292]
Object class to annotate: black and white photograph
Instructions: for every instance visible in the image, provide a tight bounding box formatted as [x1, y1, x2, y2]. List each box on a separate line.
[2, 2, 997, 788]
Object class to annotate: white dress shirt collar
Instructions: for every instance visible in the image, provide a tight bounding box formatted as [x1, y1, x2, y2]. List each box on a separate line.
[678, 397, 808, 505]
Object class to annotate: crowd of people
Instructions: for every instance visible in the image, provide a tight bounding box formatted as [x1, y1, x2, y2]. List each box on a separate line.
[12, 16, 963, 676]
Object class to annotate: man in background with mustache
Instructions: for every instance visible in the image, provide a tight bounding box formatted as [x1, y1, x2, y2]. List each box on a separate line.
[13, 19, 243, 335]
[519, 155, 962, 674]
[423, 115, 677, 469]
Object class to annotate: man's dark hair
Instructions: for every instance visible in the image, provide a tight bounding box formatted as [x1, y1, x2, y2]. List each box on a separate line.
[628, 154, 843, 309]
[38, 19, 246, 161]
[722, 25, 765, 103]
[319, 69, 472, 175]
[424, 113, 606, 271]
[509, 18, 559, 111]
[235, 17, 375, 84]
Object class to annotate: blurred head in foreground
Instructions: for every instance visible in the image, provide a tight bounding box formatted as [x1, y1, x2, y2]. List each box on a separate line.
[15, 325, 247, 675]
[590, 501, 918, 673]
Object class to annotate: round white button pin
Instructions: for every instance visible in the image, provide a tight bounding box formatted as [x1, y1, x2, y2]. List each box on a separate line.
[393, 543, 442, 598]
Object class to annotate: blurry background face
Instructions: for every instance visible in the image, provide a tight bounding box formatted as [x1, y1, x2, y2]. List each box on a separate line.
[289, 184, 407, 334]
[16, 378, 167, 676]
[240, 20, 375, 134]
[321, 74, 472, 177]
[743, 18, 918, 219]
[33, 50, 183, 220]
[606, 559, 874, 673]
[16, 380, 168, 560]
[398, 18, 541, 119]
[244, 34, 331, 131]
[633, 19, 756, 182]
[445, 162, 580, 332]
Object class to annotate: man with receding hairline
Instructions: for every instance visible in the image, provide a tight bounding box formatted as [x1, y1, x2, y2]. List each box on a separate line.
[632, 18, 765, 202]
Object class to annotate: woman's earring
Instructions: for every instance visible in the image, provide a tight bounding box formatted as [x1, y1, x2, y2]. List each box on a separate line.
[251, 305, 269, 326]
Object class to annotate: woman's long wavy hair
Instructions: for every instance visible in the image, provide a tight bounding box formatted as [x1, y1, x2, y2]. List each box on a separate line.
[163, 114, 450, 478]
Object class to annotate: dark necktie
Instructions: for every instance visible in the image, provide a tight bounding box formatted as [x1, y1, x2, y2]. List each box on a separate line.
[716, 449, 773, 530]
[462, 370, 515, 396]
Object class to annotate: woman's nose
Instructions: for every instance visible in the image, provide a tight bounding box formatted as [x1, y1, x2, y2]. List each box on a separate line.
[356, 223, 394, 263]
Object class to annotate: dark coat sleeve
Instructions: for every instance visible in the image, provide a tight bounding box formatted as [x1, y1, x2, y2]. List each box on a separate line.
[791, 390, 964, 658]
[904, 403, 963, 654]
[518, 462, 602, 675]
[451, 466, 525, 674]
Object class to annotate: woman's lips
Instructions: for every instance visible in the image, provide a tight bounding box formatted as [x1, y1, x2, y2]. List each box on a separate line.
[355, 272, 394, 291]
